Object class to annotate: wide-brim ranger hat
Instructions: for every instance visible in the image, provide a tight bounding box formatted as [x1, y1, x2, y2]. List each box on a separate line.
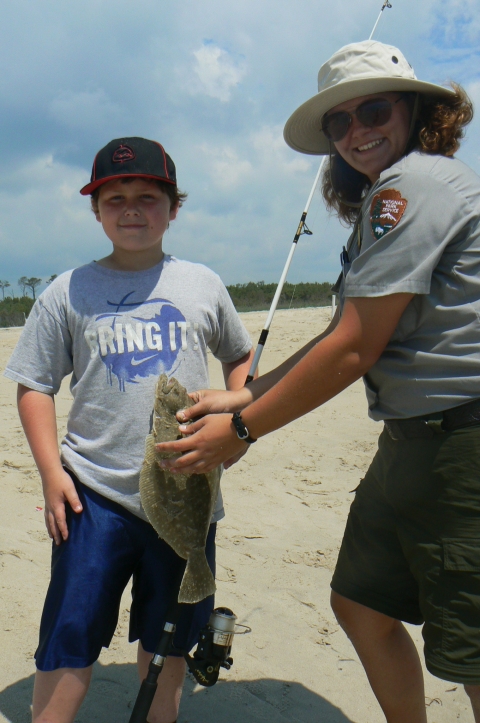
[283, 40, 455, 156]
[80, 137, 177, 195]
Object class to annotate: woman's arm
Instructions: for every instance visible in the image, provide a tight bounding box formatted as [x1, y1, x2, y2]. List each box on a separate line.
[156, 293, 413, 472]
[17, 384, 83, 544]
[180, 307, 341, 420]
[220, 348, 256, 467]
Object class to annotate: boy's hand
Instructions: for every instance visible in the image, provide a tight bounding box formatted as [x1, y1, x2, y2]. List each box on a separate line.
[42, 469, 83, 545]
[177, 388, 252, 423]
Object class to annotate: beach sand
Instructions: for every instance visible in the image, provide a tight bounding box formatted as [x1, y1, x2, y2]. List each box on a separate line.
[0, 308, 473, 722]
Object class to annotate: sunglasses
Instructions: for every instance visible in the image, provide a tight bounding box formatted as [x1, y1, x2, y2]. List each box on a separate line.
[321, 96, 405, 143]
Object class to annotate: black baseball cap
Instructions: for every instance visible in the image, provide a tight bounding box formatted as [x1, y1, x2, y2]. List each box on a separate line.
[80, 137, 177, 195]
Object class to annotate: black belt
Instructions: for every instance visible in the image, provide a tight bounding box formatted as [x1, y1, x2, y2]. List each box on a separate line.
[384, 398, 480, 441]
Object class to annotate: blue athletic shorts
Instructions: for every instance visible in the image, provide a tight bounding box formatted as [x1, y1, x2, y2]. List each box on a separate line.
[35, 473, 216, 671]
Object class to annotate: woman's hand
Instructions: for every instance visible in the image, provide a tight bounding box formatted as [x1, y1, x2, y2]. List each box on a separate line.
[177, 387, 252, 423]
[42, 469, 83, 545]
[156, 413, 247, 474]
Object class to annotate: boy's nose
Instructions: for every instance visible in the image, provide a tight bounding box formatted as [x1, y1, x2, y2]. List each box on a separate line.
[124, 203, 141, 215]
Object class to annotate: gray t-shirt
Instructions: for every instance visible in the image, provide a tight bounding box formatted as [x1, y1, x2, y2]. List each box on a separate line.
[333, 151, 480, 420]
[4, 255, 252, 521]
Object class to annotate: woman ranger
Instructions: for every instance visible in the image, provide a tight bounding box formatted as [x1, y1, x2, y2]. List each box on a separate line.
[157, 40, 480, 722]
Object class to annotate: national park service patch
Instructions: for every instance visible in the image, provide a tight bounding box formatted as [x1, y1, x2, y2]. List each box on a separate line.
[370, 189, 407, 240]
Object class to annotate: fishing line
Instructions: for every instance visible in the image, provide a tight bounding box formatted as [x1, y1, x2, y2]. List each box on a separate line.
[245, 0, 393, 384]
[288, 285, 296, 309]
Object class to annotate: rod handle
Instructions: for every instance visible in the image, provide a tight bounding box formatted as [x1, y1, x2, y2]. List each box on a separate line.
[128, 677, 158, 723]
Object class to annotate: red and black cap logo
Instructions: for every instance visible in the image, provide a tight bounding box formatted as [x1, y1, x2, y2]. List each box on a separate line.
[112, 144, 136, 163]
[80, 137, 177, 195]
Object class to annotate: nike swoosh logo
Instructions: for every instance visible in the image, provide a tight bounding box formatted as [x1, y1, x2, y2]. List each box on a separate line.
[131, 354, 158, 366]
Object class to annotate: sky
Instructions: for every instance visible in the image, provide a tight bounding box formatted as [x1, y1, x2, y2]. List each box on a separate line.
[0, 0, 479, 296]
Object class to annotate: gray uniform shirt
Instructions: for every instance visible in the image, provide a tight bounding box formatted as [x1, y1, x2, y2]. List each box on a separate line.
[333, 151, 480, 420]
[4, 255, 252, 521]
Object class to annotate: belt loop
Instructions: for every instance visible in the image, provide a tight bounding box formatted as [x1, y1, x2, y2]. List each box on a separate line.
[384, 421, 403, 441]
[426, 419, 444, 435]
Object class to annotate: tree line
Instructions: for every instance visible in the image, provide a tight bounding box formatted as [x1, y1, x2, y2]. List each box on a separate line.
[0, 277, 333, 328]
[225, 281, 333, 312]
[0, 275, 57, 327]
[0, 275, 58, 301]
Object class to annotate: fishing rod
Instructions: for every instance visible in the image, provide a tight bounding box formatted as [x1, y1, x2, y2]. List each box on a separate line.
[245, 0, 393, 384]
[369, 1, 393, 41]
[129, 7, 395, 719]
[129, 564, 250, 723]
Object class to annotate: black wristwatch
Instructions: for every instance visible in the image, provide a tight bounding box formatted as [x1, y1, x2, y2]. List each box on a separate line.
[231, 411, 257, 444]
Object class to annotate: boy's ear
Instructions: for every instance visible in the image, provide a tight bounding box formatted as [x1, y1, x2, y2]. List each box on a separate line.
[169, 201, 180, 222]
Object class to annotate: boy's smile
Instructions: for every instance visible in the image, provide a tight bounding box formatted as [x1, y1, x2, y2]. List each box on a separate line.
[95, 178, 178, 270]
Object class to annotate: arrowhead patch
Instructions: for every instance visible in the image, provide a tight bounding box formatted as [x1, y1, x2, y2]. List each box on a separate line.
[370, 189, 407, 240]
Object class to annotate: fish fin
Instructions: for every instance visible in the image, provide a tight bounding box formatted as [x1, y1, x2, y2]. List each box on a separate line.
[140, 434, 166, 537]
[178, 548, 216, 604]
[142, 433, 156, 465]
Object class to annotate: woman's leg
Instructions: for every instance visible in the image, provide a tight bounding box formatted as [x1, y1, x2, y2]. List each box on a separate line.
[137, 644, 186, 723]
[465, 686, 480, 722]
[32, 666, 92, 723]
[331, 591, 427, 723]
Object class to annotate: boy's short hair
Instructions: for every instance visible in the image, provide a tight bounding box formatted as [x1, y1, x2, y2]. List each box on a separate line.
[80, 136, 187, 210]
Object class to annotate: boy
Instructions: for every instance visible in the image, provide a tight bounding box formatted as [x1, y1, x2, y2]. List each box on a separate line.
[4, 137, 253, 723]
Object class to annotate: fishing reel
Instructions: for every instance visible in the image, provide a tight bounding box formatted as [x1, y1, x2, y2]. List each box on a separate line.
[183, 607, 251, 687]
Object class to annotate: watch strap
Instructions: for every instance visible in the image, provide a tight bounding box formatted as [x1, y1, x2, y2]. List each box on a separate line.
[231, 411, 257, 444]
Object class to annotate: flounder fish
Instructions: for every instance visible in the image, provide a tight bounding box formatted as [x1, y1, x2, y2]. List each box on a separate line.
[140, 374, 221, 604]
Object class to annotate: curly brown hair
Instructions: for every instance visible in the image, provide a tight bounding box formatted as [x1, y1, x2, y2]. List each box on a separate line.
[90, 177, 188, 214]
[321, 84, 474, 226]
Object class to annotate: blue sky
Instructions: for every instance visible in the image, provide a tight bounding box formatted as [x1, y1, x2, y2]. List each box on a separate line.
[0, 0, 479, 295]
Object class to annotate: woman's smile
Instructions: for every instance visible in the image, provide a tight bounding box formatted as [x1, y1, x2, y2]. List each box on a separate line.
[331, 92, 412, 182]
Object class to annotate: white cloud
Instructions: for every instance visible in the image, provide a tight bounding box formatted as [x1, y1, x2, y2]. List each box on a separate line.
[434, 0, 480, 46]
[200, 144, 253, 187]
[1, 0, 480, 287]
[0, 154, 105, 288]
[198, 126, 312, 193]
[192, 43, 245, 101]
[251, 125, 312, 175]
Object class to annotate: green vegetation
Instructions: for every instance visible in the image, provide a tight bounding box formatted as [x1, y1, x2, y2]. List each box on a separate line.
[0, 279, 334, 326]
[226, 281, 333, 312]
[0, 296, 35, 328]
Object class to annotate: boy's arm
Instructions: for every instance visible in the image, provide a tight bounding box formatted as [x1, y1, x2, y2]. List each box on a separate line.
[222, 348, 256, 391]
[17, 384, 83, 545]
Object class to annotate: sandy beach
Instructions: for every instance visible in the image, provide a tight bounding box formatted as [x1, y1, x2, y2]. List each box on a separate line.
[0, 308, 473, 722]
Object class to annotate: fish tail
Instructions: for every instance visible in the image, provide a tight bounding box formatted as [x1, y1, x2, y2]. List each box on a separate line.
[178, 548, 216, 604]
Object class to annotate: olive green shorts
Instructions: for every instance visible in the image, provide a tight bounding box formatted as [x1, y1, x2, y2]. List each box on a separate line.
[331, 424, 480, 684]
